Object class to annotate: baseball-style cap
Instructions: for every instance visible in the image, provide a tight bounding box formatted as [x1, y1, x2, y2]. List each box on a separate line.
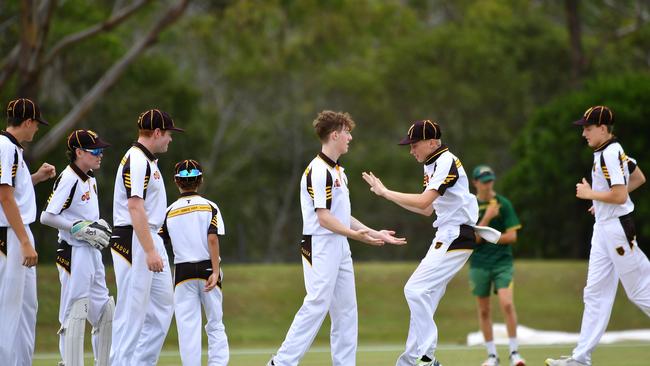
[174, 159, 202, 178]
[472, 165, 495, 183]
[6, 98, 49, 125]
[398, 120, 442, 145]
[66, 129, 110, 150]
[137, 109, 184, 132]
[573, 106, 614, 126]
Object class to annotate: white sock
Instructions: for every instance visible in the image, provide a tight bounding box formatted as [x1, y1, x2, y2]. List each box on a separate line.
[485, 340, 497, 356]
[509, 337, 518, 354]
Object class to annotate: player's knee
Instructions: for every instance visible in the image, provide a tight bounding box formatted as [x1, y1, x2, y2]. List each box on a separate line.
[501, 302, 515, 316]
[403, 283, 424, 302]
[478, 306, 491, 320]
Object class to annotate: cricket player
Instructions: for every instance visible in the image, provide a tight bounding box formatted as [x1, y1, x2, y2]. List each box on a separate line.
[363, 119, 485, 366]
[0, 98, 56, 365]
[40, 129, 114, 366]
[546, 106, 650, 366]
[470, 165, 525, 366]
[267, 110, 406, 366]
[159, 159, 229, 366]
[109, 109, 183, 366]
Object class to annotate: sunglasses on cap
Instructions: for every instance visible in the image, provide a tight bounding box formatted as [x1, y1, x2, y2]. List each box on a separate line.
[175, 169, 202, 178]
[82, 148, 104, 156]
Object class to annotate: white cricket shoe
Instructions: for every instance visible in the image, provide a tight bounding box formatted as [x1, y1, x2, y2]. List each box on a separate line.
[509, 351, 525, 366]
[417, 356, 442, 366]
[481, 354, 499, 366]
[545, 356, 589, 366]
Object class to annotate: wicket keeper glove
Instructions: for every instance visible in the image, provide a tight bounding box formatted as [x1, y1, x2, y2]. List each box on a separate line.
[71, 219, 112, 250]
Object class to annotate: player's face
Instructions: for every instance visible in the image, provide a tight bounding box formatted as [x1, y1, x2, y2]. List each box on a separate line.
[581, 124, 609, 148]
[78, 148, 103, 170]
[473, 179, 494, 195]
[24, 119, 39, 142]
[409, 140, 436, 163]
[333, 127, 352, 154]
[155, 130, 173, 153]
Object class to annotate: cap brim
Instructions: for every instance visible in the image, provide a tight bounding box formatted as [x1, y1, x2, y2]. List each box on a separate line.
[398, 137, 418, 145]
[573, 118, 589, 126]
[476, 175, 495, 183]
[36, 118, 50, 126]
[166, 127, 185, 132]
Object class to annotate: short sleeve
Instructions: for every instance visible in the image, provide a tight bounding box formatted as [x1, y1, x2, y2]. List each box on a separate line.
[158, 207, 171, 242]
[499, 197, 521, 231]
[307, 165, 333, 210]
[628, 156, 637, 174]
[425, 154, 459, 196]
[0, 143, 17, 186]
[208, 202, 225, 236]
[123, 153, 151, 199]
[44, 172, 77, 215]
[601, 149, 625, 187]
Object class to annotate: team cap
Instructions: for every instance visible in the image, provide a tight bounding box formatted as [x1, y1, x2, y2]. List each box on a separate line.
[472, 165, 495, 183]
[398, 120, 441, 145]
[573, 106, 614, 126]
[174, 159, 202, 178]
[6, 98, 49, 125]
[137, 109, 184, 132]
[66, 129, 110, 150]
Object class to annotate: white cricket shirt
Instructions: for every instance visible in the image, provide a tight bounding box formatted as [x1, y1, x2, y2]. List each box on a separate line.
[159, 192, 224, 264]
[113, 142, 167, 229]
[591, 139, 635, 222]
[300, 152, 351, 236]
[423, 144, 478, 228]
[44, 164, 100, 247]
[0, 131, 36, 226]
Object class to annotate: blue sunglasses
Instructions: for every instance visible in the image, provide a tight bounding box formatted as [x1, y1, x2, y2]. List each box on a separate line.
[175, 168, 202, 178]
[82, 148, 104, 156]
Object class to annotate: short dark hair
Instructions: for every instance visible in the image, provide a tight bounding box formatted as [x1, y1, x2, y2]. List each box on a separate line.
[174, 176, 202, 191]
[312, 110, 356, 142]
[7, 116, 28, 127]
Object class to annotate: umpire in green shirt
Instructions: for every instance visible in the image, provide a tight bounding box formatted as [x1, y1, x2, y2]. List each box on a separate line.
[470, 165, 526, 366]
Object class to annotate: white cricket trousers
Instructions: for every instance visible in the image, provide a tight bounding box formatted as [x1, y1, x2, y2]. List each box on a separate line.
[572, 215, 650, 365]
[0, 225, 36, 366]
[174, 261, 228, 366]
[56, 242, 111, 363]
[274, 234, 357, 366]
[110, 227, 174, 366]
[396, 225, 474, 366]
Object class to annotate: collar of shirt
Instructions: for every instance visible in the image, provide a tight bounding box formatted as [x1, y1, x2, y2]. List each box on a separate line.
[424, 144, 449, 166]
[594, 137, 618, 152]
[0, 130, 23, 149]
[132, 141, 157, 161]
[69, 163, 94, 182]
[317, 151, 340, 168]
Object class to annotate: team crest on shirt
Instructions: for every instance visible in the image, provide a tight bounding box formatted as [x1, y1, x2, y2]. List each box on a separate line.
[334, 179, 341, 187]
[153, 171, 161, 180]
[616, 246, 625, 256]
[434, 241, 443, 249]
[81, 191, 91, 201]
[423, 174, 430, 188]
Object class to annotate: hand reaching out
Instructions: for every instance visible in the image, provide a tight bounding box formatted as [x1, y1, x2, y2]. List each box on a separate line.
[374, 230, 407, 245]
[362, 172, 388, 197]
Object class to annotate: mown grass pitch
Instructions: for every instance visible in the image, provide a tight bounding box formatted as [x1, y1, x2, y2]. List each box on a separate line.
[33, 343, 650, 365]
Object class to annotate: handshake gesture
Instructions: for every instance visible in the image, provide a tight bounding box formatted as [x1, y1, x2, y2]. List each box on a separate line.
[71, 219, 113, 250]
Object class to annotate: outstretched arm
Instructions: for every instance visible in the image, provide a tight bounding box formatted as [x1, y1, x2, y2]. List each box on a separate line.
[362, 172, 438, 212]
[351, 216, 406, 245]
[316, 208, 384, 246]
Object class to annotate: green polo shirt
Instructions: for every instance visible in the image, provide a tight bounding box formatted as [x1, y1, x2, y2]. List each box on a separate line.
[470, 193, 521, 268]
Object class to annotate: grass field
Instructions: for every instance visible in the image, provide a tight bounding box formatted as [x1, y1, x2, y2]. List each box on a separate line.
[32, 344, 650, 365]
[33, 260, 650, 364]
